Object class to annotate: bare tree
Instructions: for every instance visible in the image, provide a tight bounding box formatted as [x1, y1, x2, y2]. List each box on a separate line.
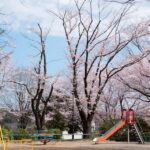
[106, 0, 135, 4]
[9, 24, 55, 130]
[27, 24, 55, 130]
[51, 0, 150, 135]
[0, 14, 12, 90]
[0, 51, 11, 90]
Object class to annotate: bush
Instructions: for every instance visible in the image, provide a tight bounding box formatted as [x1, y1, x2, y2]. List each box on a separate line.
[1, 127, 14, 141]
[53, 128, 62, 139]
[2, 128, 9, 135]
[46, 110, 68, 131]
[8, 130, 14, 140]
[13, 129, 31, 140]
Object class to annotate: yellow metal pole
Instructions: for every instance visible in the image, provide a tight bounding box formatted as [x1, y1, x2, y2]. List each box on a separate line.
[20, 140, 23, 150]
[3, 143, 5, 150]
[5, 141, 8, 150]
[0, 126, 6, 150]
[31, 140, 34, 150]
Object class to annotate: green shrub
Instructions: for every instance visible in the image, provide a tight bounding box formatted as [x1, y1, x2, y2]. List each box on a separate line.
[2, 128, 9, 135]
[53, 128, 62, 139]
[8, 130, 14, 140]
[13, 129, 31, 140]
[46, 110, 68, 131]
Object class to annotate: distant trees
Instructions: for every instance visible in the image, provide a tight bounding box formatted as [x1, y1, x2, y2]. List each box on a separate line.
[52, 0, 150, 135]
[0, 68, 33, 129]
[11, 68, 33, 129]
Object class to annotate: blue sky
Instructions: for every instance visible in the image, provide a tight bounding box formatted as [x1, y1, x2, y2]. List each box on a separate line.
[1, 0, 150, 73]
[9, 31, 67, 73]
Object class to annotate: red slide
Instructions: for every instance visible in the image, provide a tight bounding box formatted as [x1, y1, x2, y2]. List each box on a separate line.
[93, 120, 126, 142]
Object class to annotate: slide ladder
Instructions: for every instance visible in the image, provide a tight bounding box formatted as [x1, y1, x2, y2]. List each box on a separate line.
[133, 123, 144, 144]
[93, 120, 126, 142]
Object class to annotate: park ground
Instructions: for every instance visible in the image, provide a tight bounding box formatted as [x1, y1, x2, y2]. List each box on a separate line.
[0, 141, 150, 150]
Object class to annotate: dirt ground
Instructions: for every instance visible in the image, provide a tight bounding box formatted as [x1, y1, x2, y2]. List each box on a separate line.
[0, 141, 150, 150]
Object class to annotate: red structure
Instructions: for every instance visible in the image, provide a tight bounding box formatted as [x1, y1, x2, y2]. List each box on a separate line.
[121, 109, 127, 120]
[121, 109, 135, 124]
[127, 109, 135, 125]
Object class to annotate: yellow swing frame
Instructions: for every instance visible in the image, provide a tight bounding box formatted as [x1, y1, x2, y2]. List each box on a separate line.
[0, 125, 7, 150]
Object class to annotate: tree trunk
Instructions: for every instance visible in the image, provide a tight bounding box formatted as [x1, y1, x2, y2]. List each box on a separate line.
[82, 120, 92, 139]
[35, 116, 41, 131]
[19, 114, 29, 129]
[35, 113, 44, 131]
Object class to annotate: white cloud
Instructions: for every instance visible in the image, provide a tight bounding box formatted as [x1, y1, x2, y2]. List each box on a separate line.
[0, 0, 150, 37]
[0, 0, 66, 36]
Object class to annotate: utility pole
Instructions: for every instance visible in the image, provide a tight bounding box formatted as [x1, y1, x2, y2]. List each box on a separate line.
[127, 124, 130, 143]
[72, 92, 75, 140]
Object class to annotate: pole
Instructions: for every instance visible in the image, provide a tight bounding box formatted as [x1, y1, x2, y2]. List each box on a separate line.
[31, 140, 34, 150]
[0, 126, 6, 150]
[72, 94, 75, 140]
[127, 125, 130, 143]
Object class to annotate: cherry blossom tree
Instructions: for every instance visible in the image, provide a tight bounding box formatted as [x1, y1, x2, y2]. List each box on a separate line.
[51, 0, 150, 135]
[118, 57, 150, 102]
[53, 78, 82, 133]
[100, 78, 140, 119]
[9, 68, 33, 129]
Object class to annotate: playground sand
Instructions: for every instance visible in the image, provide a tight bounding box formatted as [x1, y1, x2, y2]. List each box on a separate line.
[0, 141, 150, 150]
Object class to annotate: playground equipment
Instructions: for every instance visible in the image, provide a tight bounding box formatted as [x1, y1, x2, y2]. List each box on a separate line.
[93, 109, 144, 144]
[0, 126, 7, 150]
[35, 130, 54, 145]
[0, 126, 34, 150]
